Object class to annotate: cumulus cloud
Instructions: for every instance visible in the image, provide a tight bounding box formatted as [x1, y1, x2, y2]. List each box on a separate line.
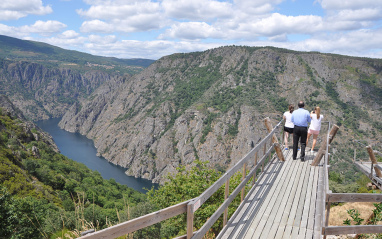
[88, 34, 117, 44]
[160, 22, 223, 40]
[77, 1, 165, 33]
[162, 0, 232, 21]
[233, 0, 283, 15]
[84, 39, 222, 59]
[0, 0, 52, 20]
[19, 20, 67, 35]
[80, 20, 112, 33]
[317, 0, 382, 10]
[59, 30, 80, 39]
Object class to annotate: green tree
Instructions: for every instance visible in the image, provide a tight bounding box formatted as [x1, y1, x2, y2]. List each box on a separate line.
[147, 160, 245, 238]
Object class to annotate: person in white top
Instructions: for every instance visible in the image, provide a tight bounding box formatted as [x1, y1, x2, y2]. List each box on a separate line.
[283, 104, 294, 150]
[306, 106, 324, 152]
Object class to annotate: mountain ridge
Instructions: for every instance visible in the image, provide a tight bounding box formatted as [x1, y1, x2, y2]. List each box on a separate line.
[58, 46, 382, 184]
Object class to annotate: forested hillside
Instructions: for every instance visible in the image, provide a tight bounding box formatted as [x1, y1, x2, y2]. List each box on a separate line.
[59, 46, 382, 185]
[0, 99, 146, 238]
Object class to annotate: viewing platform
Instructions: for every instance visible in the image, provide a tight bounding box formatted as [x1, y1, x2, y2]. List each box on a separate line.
[217, 150, 323, 239]
[80, 118, 382, 239]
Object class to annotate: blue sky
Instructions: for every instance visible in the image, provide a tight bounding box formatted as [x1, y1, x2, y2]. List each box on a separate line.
[0, 0, 381, 60]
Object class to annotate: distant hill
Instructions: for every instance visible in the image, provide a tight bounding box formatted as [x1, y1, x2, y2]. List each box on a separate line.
[0, 35, 155, 120]
[0, 35, 155, 72]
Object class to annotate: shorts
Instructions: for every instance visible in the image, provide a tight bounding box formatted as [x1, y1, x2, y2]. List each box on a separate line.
[284, 126, 294, 134]
[308, 129, 320, 135]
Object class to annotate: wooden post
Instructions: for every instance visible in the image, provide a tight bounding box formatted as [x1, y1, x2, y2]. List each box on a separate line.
[264, 117, 285, 161]
[241, 163, 246, 202]
[367, 146, 382, 178]
[324, 201, 331, 239]
[223, 179, 229, 226]
[187, 204, 194, 239]
[252, 152, 258, 186]
[311, 124, 339, 166]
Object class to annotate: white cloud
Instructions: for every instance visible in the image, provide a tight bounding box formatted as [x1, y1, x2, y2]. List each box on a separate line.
[160, 22, 223, 40]
[162, 0, 232, 21]
[20, 20, 67, 35]
[88, 34, 117, 44]
[233, 0, 283, 15]
[317, 0, 382, 10]
[84, 39, 222, 59]
[0, 0, 52, 20]
[42, 36, 87, 49]
[60, 30, 80, 39]
[80, 20, 112, 33]
[77, 1, 165, 33]
[249, 13, 324, 36]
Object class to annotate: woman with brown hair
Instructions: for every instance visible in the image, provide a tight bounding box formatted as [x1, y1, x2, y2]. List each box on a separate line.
[306, 106, 324, 152]
[283, 104, 294, 150]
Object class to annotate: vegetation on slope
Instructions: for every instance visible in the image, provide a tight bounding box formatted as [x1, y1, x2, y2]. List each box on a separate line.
[0, 108, 146, 238]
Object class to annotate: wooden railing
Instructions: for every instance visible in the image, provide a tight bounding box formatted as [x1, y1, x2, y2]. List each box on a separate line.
[79, 117, 285, 239]
[315, 125, 382, 238]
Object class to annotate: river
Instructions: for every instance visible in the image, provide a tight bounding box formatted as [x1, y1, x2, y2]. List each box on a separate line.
[35, 118, 157, 193]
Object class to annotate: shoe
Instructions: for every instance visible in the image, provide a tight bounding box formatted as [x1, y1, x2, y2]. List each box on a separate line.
[310, 150, 314, 153]
[301, 158, 305, 162]
[285, 148, 289, 150]
[293, 158, 297, 160]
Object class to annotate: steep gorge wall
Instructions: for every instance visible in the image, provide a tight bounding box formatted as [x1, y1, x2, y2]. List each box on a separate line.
[58, 47, 382, 184]
[0, 59, 121, 120]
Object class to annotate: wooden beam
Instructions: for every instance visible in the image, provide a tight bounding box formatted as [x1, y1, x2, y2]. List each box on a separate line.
[223, 179, 229, 226]
[187, 202, 194, 239]
[367, 146, 382, 178]
[264, 117, 285, 161]
[311, 124, 339, 166]
[241, 163, 246, 202]
[327, 193, 382, 202]
[79, 200, 190, 239]
[324, 225, 382, 235]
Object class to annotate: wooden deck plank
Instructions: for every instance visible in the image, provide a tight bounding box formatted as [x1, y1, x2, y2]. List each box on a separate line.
[264, 153, 303, 239]
[307, 167, 319, 231]
[219, 149, 323, 239]
[286, 160, 309, 227]
[243, 154, 296, 238]
[218, 158, 282, 239]
[314, 165, 324, 238]
[275, 158, 305, 237]
[300, 166, 316, 230]
[293, 160, 311, 227]
[253, 155, 298, 238]
[297, 228, 307, 239]
[258, 157, 298, 238]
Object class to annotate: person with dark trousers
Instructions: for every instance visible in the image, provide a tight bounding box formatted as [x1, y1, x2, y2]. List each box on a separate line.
[291, 101, 311, 161]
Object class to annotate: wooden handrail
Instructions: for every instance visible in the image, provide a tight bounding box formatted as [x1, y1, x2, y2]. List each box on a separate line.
[324, 225, 382, 235]
[188, 119, 282, 213]
[191, 145, 276, 239]
[79, 200, 192, 239]
[79, 118, 283, 239]
[326, 193, 382, 202]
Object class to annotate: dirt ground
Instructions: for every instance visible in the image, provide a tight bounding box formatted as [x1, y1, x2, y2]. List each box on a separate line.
[326, 202, 381, 239]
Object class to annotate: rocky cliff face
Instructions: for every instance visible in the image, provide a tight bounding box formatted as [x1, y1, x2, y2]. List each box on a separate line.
[0, 58, 123, 120]
[59, 46, 382, 184]
[0, 95, 59, 152]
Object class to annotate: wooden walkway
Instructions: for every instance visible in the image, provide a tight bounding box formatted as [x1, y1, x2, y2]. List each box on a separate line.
[355, 161, 382, 190]
[217, 149, 324, 239]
